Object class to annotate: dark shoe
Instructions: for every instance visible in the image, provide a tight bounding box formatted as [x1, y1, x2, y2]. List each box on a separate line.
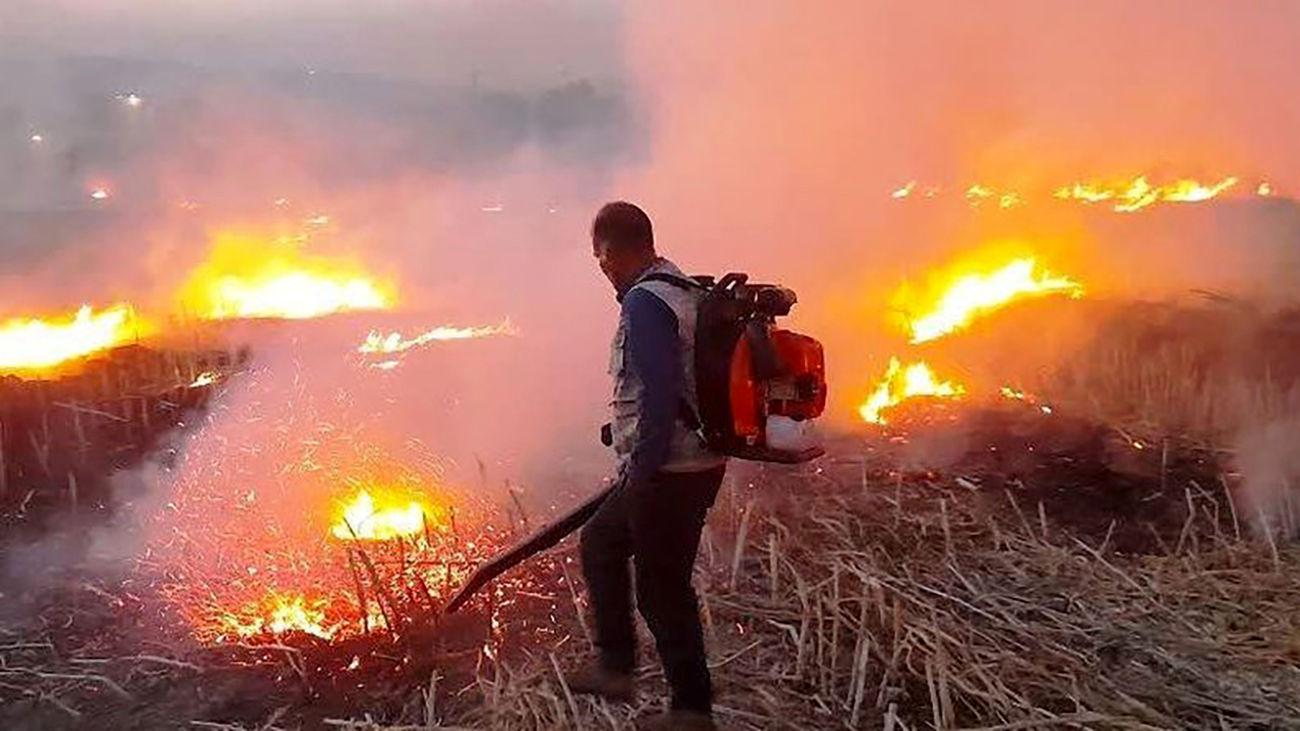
[563, 664, 634, 703]
[637, 710, 717, 730]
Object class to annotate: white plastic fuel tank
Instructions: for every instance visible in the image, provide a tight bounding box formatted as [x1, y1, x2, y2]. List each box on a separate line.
[765, 415, 820, 453]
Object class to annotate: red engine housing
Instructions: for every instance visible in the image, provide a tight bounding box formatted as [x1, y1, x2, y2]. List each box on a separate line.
[729, 328, 827, 444]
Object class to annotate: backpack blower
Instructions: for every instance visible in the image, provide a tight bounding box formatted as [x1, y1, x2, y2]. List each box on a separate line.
[444, 273, 826, 613]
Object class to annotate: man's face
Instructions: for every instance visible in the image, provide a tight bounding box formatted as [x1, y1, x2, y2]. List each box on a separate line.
[593, 237, 629, 292]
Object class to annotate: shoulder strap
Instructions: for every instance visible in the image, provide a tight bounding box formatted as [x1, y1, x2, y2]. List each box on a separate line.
[637, 272, 707, 291]
[632, 271, 709, 441]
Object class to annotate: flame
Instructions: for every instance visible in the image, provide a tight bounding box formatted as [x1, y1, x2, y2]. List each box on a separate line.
[903, 257, 1083, 344]
[860, 357, 964, 425]
[190, 371, 218, 387]
[1055, 175, 1239, 212]
[358, 321, 517, 355]
[0, 304, 144, 374]
[893, 175, 1254, 210]
[178, 230, 395, 320]
[860, 253, 1083, 424]
[959, 185, 1025, 209]
[1160, 177, 1239, 203]
[1000, 385, 1029, 401]
[1001, 385, 1054, 414]
[1053, 182, 1114, 203]
[331, 488, 444, 541]
[1257, 182, 1274, 197]
[217, 591, 340, 640]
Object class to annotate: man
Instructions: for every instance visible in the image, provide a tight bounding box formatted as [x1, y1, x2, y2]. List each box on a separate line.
[567, 201, 727, 730]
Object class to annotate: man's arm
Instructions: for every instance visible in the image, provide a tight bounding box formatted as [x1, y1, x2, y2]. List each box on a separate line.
[621, 287, 683, 485]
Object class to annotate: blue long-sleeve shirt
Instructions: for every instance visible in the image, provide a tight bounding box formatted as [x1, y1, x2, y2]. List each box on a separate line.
[620, 287, 683, 485]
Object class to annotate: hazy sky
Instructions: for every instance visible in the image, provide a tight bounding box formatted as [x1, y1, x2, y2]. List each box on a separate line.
[0, 0, 623, 88]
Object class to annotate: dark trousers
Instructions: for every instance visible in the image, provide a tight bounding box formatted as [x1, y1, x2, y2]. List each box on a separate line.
[580, 466, 725, 712]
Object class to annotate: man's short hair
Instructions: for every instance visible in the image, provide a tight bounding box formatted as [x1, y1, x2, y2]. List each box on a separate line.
[592, 201, 654, 252]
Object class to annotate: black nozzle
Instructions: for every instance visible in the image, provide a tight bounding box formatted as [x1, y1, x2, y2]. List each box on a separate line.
[755, 286, 797, 317]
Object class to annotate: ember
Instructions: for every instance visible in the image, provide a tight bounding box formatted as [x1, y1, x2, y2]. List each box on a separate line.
[1000, 385, 1053, 414]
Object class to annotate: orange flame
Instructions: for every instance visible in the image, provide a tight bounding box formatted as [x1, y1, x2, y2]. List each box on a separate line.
[861, 253, 1084, 424]
[0, 304, 144, 374]
[902, 257, 1083, 344]
[178, 230, 395, 320]
[859, 357, 964, 424]
[216, 591, 341, 640]
[331, 488, 445, 541]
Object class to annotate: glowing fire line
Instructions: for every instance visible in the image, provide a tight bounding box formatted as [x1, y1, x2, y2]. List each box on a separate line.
[1057, 176, 1239, 212]
[891, 174, 1260, 210]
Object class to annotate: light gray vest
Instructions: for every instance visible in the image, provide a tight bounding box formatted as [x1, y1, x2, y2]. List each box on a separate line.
[609, 259, 727, 474]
